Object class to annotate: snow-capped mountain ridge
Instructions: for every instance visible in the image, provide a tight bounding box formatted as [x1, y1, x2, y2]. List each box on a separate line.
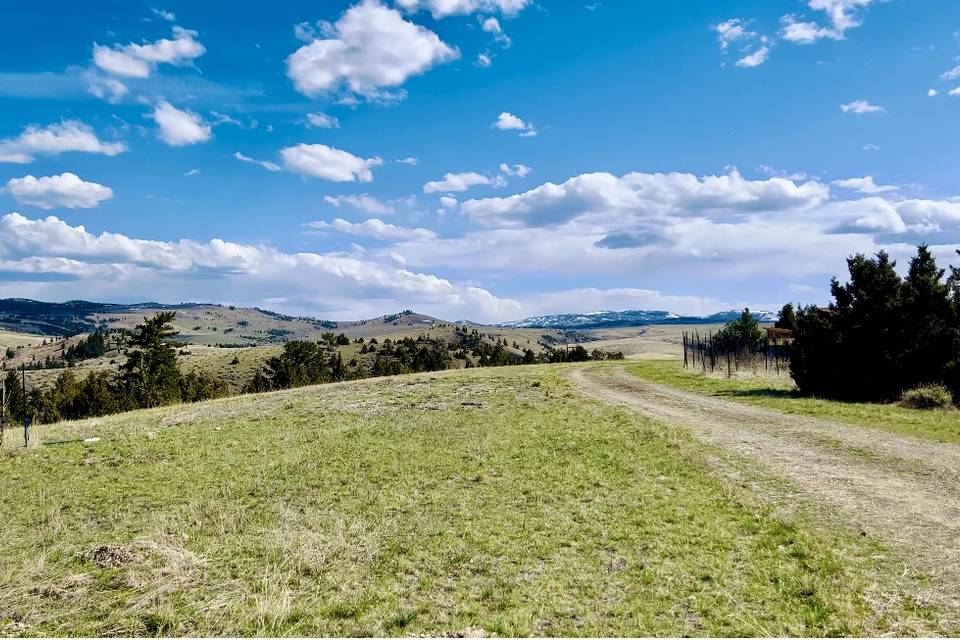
[500, 309, 777, 330]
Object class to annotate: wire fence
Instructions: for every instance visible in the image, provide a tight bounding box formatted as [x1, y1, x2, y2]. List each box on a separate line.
[682, 328, 792, 377]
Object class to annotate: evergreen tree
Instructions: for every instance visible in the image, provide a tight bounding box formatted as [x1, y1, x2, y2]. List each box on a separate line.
[714, 308, 765, 353]
[774, 303, 798, 332]
[790, 246, 960, 401]
[117, 312, 184, 408]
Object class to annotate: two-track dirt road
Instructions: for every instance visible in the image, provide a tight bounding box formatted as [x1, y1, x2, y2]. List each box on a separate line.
[567, 364, 960, 619]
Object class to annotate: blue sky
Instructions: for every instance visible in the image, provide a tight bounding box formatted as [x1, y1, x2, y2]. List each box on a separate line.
[1, 0, 959, 321]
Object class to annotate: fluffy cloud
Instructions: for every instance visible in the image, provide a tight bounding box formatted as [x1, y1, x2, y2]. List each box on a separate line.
[808, 0, 875, 34]
[713, 17, 769, 66]
[233, 152, 281, 172]
[461, 170, 830, 228]
[481, 16, 511, 47]
[424, 172, 497, 193]
[780, 0, 877, 43]
[840, 99, 883, 114]
[714, 18, 755, 50]
[151, 101, 212, 146]
[286, 1, 458, 98]
[0, 212, 517, 322]
[736, 46, 769, 67]
[324, 194, 394, 214]
[831, 176, 897, 194]
[152, 8, 176, 21]
[307, 217, 437, 241]
[93, 26, 205, 78]
[779, 15, 836, 43]
[306, 112, 340, 128]
[281, 143, 383, 182]
[499, 163, 532, 177]
[941, 66, 960, 82]
[0, 121, 127, 164]
[492, 111, 537, 136]
[397, 156, 419, 165]
[5, 173, 113, 209]
[395, 0, 529, 18]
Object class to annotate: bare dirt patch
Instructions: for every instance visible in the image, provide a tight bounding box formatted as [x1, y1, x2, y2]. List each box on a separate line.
[567, 365, 960, 624]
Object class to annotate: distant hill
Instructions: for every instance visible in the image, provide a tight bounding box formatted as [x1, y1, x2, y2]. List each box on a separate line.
[500, 309, 778, 330]
[0, 298, 200, 336]
[0, 299, 451, 343]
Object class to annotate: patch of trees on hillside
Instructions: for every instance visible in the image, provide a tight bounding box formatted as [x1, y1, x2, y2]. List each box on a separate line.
[790, 245, 960, 402]
[245, 328, 623, 394]
[5, 313, 226, 425]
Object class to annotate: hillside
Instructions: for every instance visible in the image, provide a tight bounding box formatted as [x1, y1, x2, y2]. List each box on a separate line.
[0, 299, 573, 349]
[1, 317, 573, 397]
[0, 364, 943, 636]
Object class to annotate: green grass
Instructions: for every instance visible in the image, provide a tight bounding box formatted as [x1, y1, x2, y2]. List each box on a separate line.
[0, 366, 938, 636]
[627, 360, 960, 446]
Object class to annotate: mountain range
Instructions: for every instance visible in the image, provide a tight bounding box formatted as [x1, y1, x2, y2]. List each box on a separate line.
[498, 309, 778, 330]
[0, 298, 777, 337]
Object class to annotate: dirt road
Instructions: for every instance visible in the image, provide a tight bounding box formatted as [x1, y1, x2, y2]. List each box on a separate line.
[567, 365, 960, 617]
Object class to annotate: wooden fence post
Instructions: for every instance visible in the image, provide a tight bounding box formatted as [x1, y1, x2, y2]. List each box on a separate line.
[21, 365, 29, 448]
[0, 375, 5, 449]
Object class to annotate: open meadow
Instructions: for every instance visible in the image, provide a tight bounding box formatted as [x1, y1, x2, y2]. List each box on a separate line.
[1, 363, 948, 636]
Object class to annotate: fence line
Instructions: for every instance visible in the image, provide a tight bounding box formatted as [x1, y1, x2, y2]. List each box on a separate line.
[682, 329, 791, 377]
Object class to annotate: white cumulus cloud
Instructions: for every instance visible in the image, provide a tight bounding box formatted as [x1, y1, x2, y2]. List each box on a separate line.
[499, 163, 532, 177]
[395, 0, 529, 18]
[780, 0, 878, 43]
[281, 143, 383, 182]
[0, 121, 127, 164]
[493, 111, 537, 136]
[151, 101, 212, 146]
[0, 212, 517, 322]
[307, 217, 437, 241]
[460, 169, 830, 228]
[324, 194, 394, 214]
[306, 112, 340, 128]
[840, 99, 883, 114]
[736, 46, 769, 67]
[286, 1, 459, 98]
[424, 172, 496, 193]
[714, 18, 755, 50]
[831, 176, 898, 194]
[5, 173, 114, 209]
[93, 26, 205, 78]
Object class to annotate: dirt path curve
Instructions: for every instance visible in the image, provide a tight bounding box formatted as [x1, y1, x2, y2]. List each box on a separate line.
[566, 365, 960, 609]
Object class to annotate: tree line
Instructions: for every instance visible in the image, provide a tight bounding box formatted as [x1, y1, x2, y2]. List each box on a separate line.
[3, 313, 625, 426]
[244, 328, 623, 394]
[3, 312, 226, 426]
[787, 245, 960, 402]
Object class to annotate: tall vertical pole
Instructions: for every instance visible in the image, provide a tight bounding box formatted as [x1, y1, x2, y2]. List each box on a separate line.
[21, 364, 29, 448]
[0, 375, 5, 448]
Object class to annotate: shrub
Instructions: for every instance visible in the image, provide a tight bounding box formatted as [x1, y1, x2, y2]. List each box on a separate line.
[897, 384, 953, 410]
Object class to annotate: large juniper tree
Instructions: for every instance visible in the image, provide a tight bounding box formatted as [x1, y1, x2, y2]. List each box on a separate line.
[790, 246, 960, 401]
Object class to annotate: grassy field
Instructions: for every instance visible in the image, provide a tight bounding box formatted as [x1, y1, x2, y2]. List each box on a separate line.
[577, 324, 725, 359]
[627, 360, 960, 446]
[0, 329, 42, 352]
[0, 365, 939, 636]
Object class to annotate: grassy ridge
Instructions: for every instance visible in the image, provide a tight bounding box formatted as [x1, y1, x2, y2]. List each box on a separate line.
[0, 366, 937, 635]
[627, 360, 960, 445]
